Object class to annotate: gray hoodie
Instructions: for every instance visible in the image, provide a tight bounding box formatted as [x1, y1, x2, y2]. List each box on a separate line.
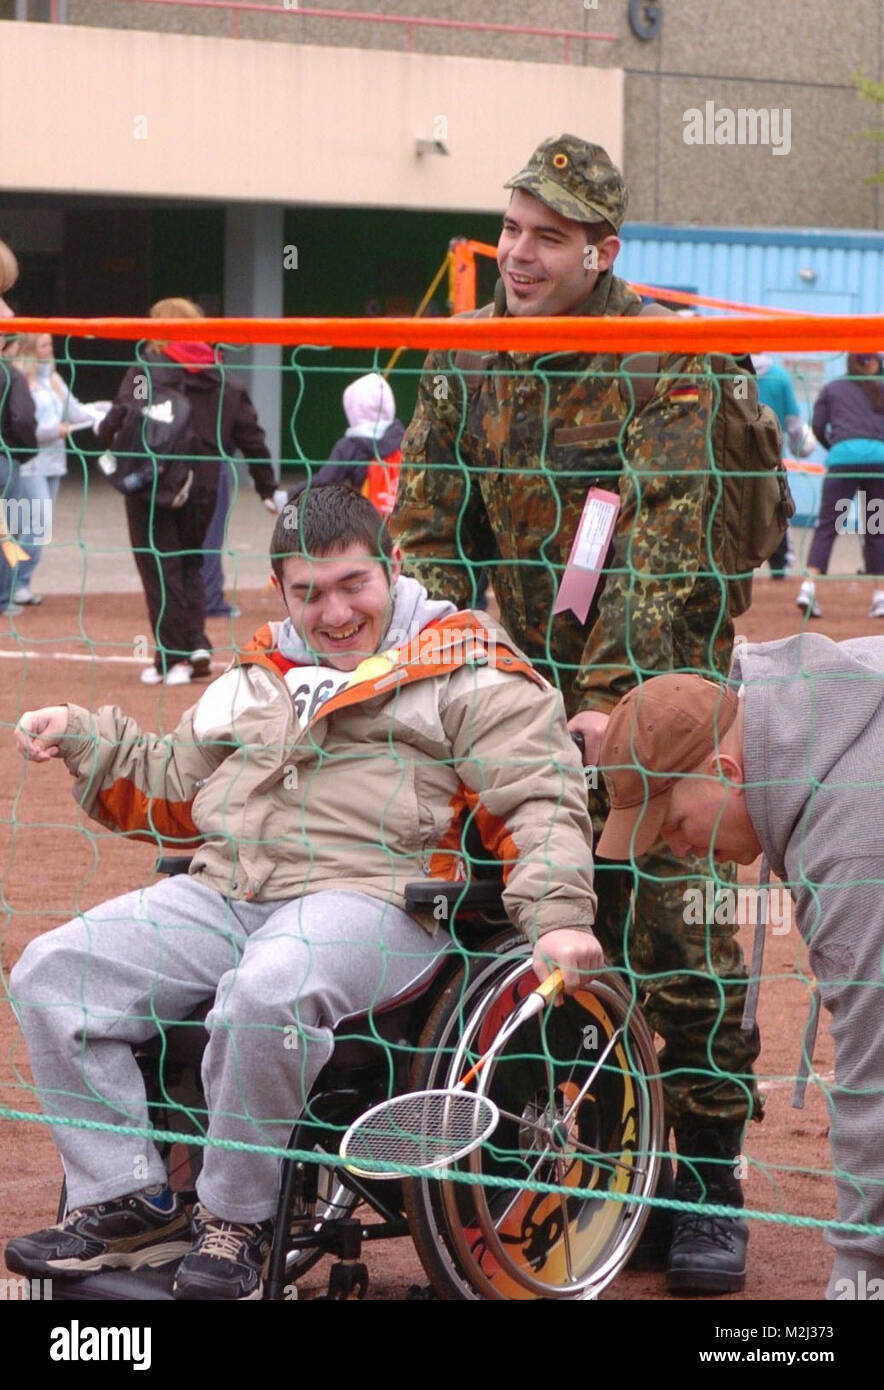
[732, 633, 884, 1283]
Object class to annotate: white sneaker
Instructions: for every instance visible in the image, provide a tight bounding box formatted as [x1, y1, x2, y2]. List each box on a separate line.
[796, 580, 822, 619]
[140, 662, 193, 686]
[869, 591, 884, 619]
[163, 661, 193, 686]
[13, 586, 43, 606]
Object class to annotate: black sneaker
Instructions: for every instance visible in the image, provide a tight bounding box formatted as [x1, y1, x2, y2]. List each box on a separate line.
[4, 1184, 191, 1278]
[189, 648, 212, 679]
[172, 1204, 273, 1301]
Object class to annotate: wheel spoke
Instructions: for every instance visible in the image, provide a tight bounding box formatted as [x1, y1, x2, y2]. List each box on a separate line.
[496, 1106, 549, 1133]
[557, 1134, 646, 1177]
[487, 1140, 558, 1235]
[562, 1027, 624, 1128]
[556, 1161, 576, 1283]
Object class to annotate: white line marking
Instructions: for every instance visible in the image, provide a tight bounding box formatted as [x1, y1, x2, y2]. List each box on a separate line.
[0, 649, 146, 666]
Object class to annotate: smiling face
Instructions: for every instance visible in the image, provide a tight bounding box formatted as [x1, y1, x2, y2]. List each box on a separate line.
[659, 751, 763, 866]
[272, 543, 402, 672]
[497, 188, 620, 318]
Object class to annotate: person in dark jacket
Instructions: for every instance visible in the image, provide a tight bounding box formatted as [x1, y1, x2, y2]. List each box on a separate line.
[97, 298, 276, 685]
[313, 372, 404, 507]
[797, 353, 884, 620]
[0, 239, 38, 617]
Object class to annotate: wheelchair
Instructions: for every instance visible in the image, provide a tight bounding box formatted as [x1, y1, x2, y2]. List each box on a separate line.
[50, 857, 665, 1303]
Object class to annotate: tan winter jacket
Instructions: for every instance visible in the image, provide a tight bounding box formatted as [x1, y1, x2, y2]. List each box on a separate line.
[56, 611, 597, 942]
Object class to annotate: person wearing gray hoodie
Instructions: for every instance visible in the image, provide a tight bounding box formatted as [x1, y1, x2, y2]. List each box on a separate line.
[596, 635, 884, 1299]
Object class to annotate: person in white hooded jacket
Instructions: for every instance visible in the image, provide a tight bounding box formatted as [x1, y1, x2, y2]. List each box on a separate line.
[313, 371, 405, 504]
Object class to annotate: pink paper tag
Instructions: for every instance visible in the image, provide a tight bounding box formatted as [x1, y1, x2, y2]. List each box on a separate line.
[553, 486, 620, 623]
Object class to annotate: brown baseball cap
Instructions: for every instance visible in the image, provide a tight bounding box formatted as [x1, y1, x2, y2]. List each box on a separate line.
[504, 134, 628, 232]
[596, 675, 741, 860]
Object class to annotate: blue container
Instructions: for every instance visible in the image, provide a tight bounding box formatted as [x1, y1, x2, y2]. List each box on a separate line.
[617, 224, 884, 524]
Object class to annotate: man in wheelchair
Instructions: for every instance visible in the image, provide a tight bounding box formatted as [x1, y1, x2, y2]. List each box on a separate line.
[8, 483, 601, 1301]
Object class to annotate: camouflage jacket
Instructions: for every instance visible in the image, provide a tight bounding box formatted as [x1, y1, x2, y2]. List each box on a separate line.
[391, 271, 734, 718]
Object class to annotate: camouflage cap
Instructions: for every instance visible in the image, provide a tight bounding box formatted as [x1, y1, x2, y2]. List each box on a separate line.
[504, 134, 627, 232]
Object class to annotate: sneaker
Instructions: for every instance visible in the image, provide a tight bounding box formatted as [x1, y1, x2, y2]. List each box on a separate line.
[164, 661, 194, 686]
[172, 1204, 273, 1301]
[4, 1185, 191, 1279]
[207, 605, 241, 619]
[869, 591, 884, 618]
[796, 579, 822, 618]
[1, 603, 24, 617]
[189, 648, 212, 679]
[13, 587, 43, 606]
[140, 661, 193, 686]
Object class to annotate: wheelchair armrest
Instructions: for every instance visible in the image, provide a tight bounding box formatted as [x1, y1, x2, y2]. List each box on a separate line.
[405, 879, 503, 911]
[155, 856, 195, 877]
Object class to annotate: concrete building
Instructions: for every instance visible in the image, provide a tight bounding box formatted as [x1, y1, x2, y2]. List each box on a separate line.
[2, 0, 884, 456]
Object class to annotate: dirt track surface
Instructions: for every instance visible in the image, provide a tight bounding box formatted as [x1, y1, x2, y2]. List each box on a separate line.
[0, 573, 877, 1301]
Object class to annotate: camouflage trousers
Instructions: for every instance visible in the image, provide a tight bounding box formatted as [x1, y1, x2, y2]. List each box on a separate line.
[590, 838, 763, 1133]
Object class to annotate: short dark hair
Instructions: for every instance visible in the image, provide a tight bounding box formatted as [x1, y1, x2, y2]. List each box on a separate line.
[582, 218, 617, 244]
[270, 483, 394, 583]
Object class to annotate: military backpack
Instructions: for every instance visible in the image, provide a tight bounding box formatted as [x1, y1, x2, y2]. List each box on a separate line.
[620, 300, 794, 616]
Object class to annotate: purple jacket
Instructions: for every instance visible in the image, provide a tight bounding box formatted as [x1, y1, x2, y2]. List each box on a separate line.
[812, 377, 884, 448]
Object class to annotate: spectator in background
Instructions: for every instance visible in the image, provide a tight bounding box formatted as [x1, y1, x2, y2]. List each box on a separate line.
[0, 239, 38, 618]
[313, 372, 404, 517]
[751, 353, 817, 578]
[201, 355, 277, 619]
[7, 333, 96, 606]
[797, 353, 884, 620]
[97, 297, 276, 685]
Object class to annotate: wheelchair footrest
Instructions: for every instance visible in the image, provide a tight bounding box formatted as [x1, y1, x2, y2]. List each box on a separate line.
[324, 1261, 368, 1301]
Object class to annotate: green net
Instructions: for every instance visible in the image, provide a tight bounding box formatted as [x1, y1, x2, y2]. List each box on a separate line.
[1, 324, 880, 1299]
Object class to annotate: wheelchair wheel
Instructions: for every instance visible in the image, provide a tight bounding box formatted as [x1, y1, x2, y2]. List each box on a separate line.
[403, 930, 664, 1300]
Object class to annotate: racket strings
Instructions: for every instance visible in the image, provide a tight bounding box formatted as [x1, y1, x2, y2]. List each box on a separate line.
[343, 1090, 497, 1171]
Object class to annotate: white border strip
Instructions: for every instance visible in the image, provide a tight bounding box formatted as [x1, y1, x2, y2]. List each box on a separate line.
[0, 649, 147, 665]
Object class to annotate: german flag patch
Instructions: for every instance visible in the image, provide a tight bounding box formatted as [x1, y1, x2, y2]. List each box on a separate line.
[669, 384, 700, 403]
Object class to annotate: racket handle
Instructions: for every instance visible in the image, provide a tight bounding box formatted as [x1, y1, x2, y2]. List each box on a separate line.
[535, 967, 565, 1002]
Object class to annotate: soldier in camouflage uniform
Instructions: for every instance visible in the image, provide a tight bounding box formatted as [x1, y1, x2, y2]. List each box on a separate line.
[391, 134, 761, 1296]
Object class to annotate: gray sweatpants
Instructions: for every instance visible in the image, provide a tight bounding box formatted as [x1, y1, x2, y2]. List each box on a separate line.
[10, 876, 450, 1222]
